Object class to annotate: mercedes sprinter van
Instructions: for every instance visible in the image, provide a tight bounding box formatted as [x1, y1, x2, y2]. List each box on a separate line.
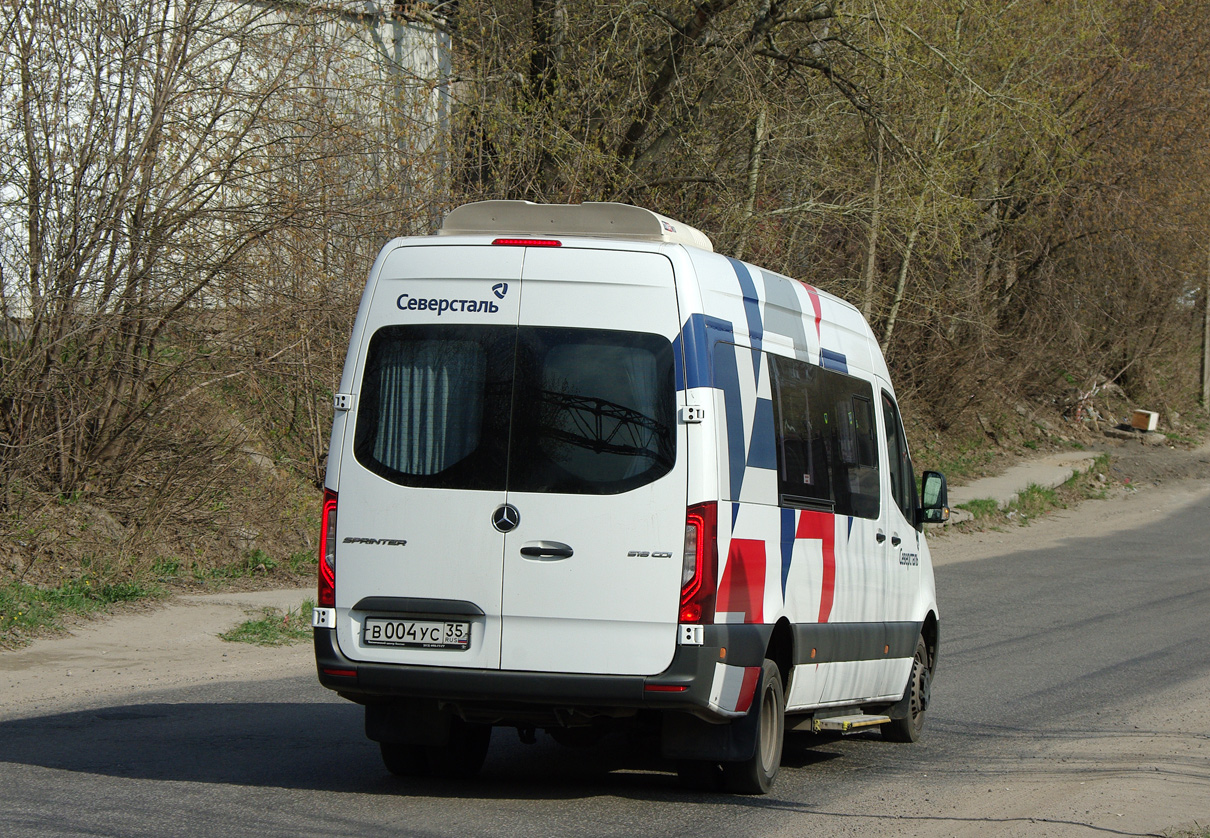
[313, 201, 949, 793]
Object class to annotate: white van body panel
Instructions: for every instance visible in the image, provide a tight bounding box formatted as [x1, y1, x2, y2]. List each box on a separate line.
[498, 244, 687, 675]
[666, 247, 931, 709]
[332, 238, 688, 677]
[333, 244, 524, 669]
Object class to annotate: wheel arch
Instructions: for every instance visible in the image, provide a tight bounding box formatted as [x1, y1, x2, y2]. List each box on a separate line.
[921, 610, 939, 673]
[766, 617, 795, 691]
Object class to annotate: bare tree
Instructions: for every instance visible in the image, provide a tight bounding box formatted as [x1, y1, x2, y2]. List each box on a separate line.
[0, 0, 448, 573]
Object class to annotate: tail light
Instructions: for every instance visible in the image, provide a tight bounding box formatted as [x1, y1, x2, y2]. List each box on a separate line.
[680, 502, 717, 623]
[318, 489, 337, 607]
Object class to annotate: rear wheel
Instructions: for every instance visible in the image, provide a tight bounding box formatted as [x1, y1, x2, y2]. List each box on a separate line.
[380, 718, 492, 779]
[379, 742, 427, 777]
[425, 718, 492, 778]
[722, 659, 785, 794]
[882, 636, 930, 743]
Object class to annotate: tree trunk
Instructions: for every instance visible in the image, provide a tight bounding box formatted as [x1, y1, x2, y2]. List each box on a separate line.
[734, 104, 768, 262]
[882, 223, 920, 354]
[861, 128, 884, 319]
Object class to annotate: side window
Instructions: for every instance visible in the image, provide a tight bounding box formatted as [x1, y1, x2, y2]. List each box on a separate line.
[881, 392, 918, 525]
[770, 354, 879, 519]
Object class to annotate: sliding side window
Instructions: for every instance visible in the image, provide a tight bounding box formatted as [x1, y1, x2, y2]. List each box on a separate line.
[770, 355, 880, 519]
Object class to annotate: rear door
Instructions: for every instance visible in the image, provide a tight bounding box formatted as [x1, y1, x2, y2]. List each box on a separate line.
[499, 246, 687, 675]
[334, 245, 523, 670]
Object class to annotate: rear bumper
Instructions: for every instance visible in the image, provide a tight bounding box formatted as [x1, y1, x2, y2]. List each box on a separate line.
[314, 624, 772, 721]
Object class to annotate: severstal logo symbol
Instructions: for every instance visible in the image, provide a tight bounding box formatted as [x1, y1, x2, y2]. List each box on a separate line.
[492, 282, 508, 299]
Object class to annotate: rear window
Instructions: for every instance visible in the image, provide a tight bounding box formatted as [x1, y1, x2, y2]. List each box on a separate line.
[354, 325, 675, 494]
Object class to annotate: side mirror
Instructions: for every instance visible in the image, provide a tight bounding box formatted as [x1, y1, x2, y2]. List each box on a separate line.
[919, 471, 949, 525]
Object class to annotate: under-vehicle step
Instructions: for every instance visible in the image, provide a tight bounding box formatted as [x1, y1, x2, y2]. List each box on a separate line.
[811, 714, 891, 733]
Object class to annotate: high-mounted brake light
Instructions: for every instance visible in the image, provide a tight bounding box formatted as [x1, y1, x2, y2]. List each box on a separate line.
[491, 237, 562, 247]
[680, 501, 718, 624]
[318, 489, 337, 608]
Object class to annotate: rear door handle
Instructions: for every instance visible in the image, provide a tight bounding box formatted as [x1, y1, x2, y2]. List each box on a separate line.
[520, 541, 574, 560]
[876, 531, 887, 544]
[891, 535, 902, 547]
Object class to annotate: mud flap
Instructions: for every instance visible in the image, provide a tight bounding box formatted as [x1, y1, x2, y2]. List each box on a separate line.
[660, 709, 762, 761]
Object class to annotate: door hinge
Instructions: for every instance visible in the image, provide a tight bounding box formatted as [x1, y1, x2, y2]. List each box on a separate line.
[679, 405, 706, 424]
[679, 624, 704, 645]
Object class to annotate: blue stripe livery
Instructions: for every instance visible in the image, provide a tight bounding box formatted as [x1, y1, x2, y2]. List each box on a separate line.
[820, 348, 848, 373]
[780, 508, 796, 595]
[674, 313, 733, 392]
[746, 398, 777, 470]
[727, 257, 764, 376]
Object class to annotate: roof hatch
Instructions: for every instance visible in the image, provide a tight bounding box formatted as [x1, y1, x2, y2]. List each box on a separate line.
[439, 201, 714, 252]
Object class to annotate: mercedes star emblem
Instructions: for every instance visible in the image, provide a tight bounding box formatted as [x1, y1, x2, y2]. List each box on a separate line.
[492, 503, 520, 533]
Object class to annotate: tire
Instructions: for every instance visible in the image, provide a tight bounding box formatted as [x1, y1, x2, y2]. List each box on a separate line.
[882, 635, 931, 743]
[380, 741, 427, 777]
[722, 659, 785, 794]
[424, 718, 492, 779]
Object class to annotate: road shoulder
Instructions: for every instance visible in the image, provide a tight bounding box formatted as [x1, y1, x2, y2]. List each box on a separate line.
[0, 588, 314, 719]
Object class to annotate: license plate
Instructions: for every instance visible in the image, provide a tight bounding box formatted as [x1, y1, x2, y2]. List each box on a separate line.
[362, 617, 471, 649]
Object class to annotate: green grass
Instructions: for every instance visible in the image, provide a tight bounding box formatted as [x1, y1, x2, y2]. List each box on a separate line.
[2, 544, 316, 647]
[955, 487, 1059, 525]
[151, 548, 314, 585]
[190, 549, 280, 582]
[956, 498, 1000, 519]
[1065, 453, 1113, 500]
[1, 577, 163, 646]
[219, 600, 315, 646]
[1010, 483, 1062, 518]
[152, 556, 182, 578]
[920, 444, 997, 483]
[951, 454, 1114, 528]
[286, 549, 317, 574]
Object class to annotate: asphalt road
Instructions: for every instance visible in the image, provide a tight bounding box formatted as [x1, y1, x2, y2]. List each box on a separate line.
[2, 491, 1208, 838]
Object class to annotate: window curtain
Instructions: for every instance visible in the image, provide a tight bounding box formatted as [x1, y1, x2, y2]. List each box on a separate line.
[372, 340, 485, 476]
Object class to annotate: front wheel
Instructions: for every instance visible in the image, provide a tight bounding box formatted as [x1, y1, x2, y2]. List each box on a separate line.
[882, 635, 931, 743]
[722, 659, 785, 794]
